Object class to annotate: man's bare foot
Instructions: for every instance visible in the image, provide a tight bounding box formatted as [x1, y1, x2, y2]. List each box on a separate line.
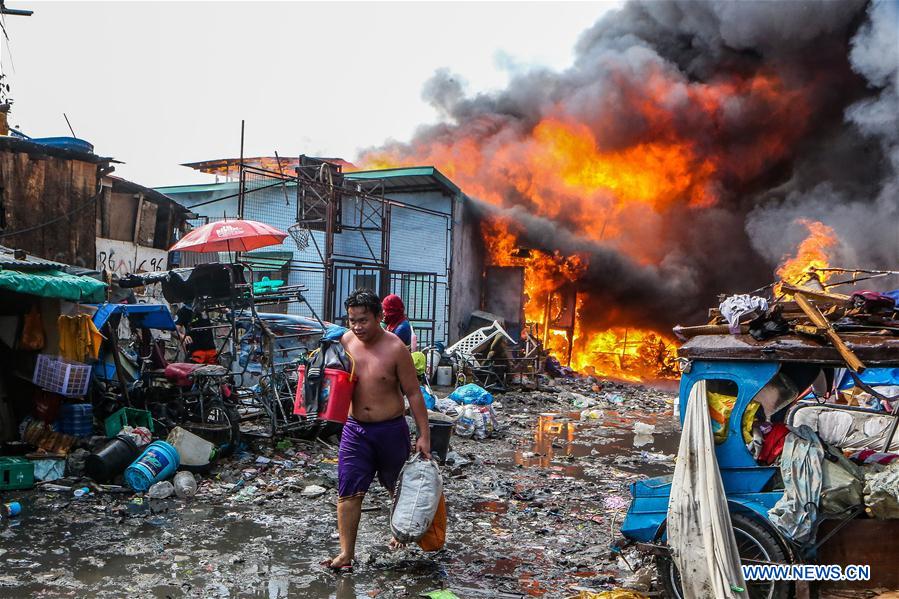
[321, 554, 353, 572]
[387, 537, 406, 551]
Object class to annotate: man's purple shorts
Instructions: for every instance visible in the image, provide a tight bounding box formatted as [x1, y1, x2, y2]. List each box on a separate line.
[337, 415, 410, 501]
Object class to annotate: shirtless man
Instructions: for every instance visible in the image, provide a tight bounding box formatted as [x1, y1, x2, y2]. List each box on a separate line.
[324, 288, 430, 572]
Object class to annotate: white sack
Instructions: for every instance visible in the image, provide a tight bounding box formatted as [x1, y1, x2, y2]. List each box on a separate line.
[390, 453, 443, 543]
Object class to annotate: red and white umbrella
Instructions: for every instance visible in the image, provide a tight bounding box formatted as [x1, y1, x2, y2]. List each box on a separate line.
[169, 219, 287, 253]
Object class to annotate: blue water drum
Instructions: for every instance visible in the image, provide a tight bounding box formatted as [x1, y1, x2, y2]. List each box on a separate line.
[58, 403, 94, 437]
[124, 441, 180, 492]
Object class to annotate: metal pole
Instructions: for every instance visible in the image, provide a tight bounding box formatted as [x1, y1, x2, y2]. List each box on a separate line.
[238, 120, 245, 219]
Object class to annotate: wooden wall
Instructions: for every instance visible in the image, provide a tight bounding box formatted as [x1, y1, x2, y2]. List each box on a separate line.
[0, 149, 100, 267]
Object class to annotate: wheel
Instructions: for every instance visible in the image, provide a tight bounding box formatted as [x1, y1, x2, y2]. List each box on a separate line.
[200, 400, 242, 457]
[657, 513, 791, 599]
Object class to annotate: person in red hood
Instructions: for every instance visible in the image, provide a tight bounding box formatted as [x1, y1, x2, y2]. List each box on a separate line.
[381, 294, 413, 348]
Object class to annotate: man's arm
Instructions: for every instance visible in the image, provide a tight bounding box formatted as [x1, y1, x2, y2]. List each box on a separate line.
[396, 342, 430, 459]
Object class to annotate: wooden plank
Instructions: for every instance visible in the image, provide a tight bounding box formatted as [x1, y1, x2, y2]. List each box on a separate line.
[781, 283, 850, 302]
[794, 291, 866, 372]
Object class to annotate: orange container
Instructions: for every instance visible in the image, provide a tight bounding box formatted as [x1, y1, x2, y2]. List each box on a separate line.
[294, 365, 356, 423]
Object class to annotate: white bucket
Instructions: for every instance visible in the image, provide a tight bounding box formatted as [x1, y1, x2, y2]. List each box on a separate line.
[167, 426, 216, 467]
[434, 366, 453, 386]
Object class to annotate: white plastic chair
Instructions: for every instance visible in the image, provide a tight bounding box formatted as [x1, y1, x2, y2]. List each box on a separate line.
[446, 320, 516, 365]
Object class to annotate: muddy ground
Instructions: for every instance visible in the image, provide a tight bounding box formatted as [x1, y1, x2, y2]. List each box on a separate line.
[0, 379, 681, 598]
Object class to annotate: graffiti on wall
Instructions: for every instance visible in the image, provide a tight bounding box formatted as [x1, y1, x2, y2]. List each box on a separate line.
[96, 237, 168, 275]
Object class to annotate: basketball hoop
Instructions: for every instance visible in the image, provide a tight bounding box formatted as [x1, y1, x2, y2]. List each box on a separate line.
[288, 223, 311, 250]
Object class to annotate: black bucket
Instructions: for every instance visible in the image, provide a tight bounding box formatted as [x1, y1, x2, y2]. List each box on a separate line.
[86, 434, 139, 483]
[428, 420, 453, 465]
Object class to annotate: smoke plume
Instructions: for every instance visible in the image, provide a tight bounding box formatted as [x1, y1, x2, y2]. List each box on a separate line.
[361, 0, 899, 328]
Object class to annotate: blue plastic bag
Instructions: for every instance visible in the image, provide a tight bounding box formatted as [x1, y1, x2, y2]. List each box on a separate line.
[421, 385, 437, 410]
[448, 383, 493, 406]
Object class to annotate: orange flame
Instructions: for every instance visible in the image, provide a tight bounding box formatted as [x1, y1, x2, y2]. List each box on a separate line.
[776, 219, 837, 287]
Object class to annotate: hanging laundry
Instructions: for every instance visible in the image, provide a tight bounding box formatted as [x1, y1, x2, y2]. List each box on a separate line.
[58, 314, 104, 363]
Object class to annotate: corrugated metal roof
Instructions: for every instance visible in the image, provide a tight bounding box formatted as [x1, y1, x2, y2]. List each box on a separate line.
[156, 166, 463, 198]
[346, 166, 461, 196]
[0, 245, 65, 271]
[155, 181, 240, 195]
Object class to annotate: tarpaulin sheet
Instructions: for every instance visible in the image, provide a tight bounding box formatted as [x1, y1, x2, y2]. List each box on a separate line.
[668, 380, 747, 599]
[0, 268, 105, 302]
[768, 424, 824, 543]
[92, 302, 177, 331]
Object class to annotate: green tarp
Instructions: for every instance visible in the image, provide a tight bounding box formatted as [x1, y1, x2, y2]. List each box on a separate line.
[0, 269, 106, 302]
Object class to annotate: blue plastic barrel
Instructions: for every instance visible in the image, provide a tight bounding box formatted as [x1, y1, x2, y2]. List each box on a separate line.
[124, 441, 180, 492]
[58, 403, 93, 437]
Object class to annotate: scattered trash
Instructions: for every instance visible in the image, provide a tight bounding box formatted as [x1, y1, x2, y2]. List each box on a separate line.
[148, 481, 175, 499]
[633, 422, 655, 435]
[301, 485, 327, 498]
[1, 501, 21, 518]
[173, 471, 198, 499]
[73, 486, 91, 498]
[567, 590, 649, 599]
[421, 591, 461, 599]
[31, 458, 65, 482]
[603, 496, 629, 510]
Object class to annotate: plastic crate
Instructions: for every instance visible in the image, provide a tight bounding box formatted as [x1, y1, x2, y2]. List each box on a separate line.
[0, 457, 35, 490]
[104, 407, 154, 438]
[32, 355, 92, 398]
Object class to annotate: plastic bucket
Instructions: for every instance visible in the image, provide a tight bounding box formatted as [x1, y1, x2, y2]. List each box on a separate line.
[294, 365, 355, 423]
[167, 427, 215, 467]
[434, 366, 453, 387]
[86, 434, 139, 483]
[124, 441, 180, 492]
[428, 420, 453, 465]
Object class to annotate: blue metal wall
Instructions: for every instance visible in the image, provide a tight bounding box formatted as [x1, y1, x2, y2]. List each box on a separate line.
[161, 184, 455, 343]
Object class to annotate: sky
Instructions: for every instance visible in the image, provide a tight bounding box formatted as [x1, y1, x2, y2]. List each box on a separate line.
[1, 1, 619, 187]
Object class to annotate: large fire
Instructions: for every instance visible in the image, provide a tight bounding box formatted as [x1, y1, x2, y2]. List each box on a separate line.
[357, 70, 813, 380]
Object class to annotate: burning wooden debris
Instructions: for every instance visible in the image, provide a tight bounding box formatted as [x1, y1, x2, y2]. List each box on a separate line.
[675, 266, 899, 369]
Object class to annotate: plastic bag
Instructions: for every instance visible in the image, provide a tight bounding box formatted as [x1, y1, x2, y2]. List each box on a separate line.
[448, 383, 494, 406]
[417, 492, 447, 551]
[19, 305, 45, 351]
[454, 406, 478, 437]
[391, 453, 443, 543]
[707, 392, 759, 443]
[435, 397, 461, 419]
[421, 385, 437, 410]
[455, 405, 496, 440]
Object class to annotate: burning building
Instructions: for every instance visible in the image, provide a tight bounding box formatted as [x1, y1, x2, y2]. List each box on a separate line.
[355, 0, 899, 379]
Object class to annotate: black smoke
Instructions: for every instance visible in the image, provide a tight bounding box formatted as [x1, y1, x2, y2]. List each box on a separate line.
[362, 0, 898, 328]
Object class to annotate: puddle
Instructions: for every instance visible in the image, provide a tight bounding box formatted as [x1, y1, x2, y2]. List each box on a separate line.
[506, 408, 680, 479]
